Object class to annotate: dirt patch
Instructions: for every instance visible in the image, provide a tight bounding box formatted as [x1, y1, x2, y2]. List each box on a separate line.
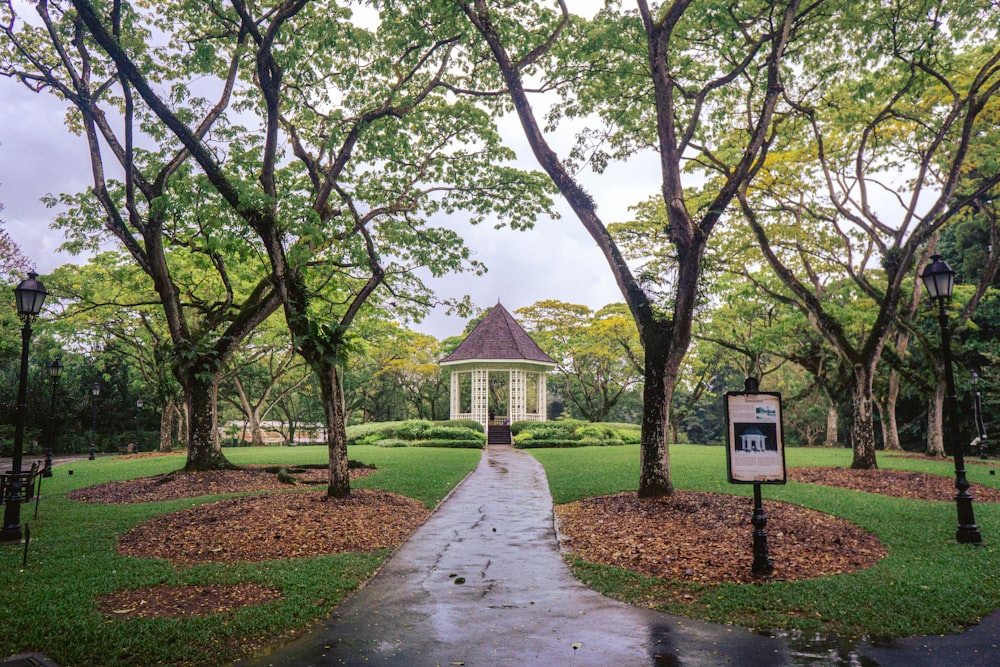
[556, 491, 887, 585]
[97, 583, 282, 619]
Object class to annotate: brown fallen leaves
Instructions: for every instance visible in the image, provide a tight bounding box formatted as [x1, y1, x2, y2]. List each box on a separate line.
[790, 466, 1000, 501]
[119, 488, 429, 564]
[67, 465, 368, 504]
[557, 491, 886, 586]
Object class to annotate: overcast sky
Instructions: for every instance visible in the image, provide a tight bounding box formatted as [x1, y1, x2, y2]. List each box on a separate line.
[0, 3, 657, 340]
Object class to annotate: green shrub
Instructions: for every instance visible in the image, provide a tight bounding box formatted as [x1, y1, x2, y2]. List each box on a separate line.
[580, 437, 624, 447]
[576, 424, 616, 440]
[434, 419, 485, 433]
[513, 420, 586, 441]
[422, 426, 486, 442]
[614, 428, 641, 445]
[410, 439, 484, 449]
[514, 439, 584, 449]
[372, 437, 408, 448]
[394, 419, 433, 440]
[346, 421, 406, 444]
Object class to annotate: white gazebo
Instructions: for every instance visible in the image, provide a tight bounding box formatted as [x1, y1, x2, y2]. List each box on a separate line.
[740, 426, 768, 452]
[440, 302, 556, 439]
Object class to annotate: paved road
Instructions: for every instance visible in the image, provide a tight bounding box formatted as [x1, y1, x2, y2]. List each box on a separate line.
[238, 445, 1000, 667]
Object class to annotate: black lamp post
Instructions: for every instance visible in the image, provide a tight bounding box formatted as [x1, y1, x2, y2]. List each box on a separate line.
[920, 254, 983, 544]
[89, 383, 100, 460]
[135, 398, 144, 453]
[2, 271, 48, 544]
[43, 357, 63, 478]
[972, 371, 989, 459]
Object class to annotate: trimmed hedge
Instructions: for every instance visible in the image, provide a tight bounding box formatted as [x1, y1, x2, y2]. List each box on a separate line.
[512, 419, 638, 448]
[411, 439, 485, 449]
[346, 419, 485, 448]
[513, 439, 584, 449]
[434, 419, 485, 433]
[371, 438, 408, 448]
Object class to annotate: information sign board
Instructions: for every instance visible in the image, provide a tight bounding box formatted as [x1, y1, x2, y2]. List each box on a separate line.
[725, 391, 787, 484]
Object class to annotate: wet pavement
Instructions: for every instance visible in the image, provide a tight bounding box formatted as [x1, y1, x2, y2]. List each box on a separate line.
[236, 444, 1000, 666]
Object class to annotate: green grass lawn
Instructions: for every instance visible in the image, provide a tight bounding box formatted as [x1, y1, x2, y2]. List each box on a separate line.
[6, 442, 1000, 665]
[531, 444, 1000, 638]
[0, 446, 479, 667]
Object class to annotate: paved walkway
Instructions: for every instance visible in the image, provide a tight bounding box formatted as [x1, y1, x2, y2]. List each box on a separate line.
[239, 445, 1000, 667]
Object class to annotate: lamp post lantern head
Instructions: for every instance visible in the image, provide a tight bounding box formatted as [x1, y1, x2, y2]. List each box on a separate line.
[92, 383, 101, 397]
[13, 271, 47, 323]
[921, 254, 956, 301]
[49, 357, 63, 380]
[136, 397, 144, 409]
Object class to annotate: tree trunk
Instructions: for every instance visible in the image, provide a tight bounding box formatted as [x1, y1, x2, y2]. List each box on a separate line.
[159, 398, 175, 452]
[250, 414, 266, 447]
[319, 364, 350, 498]
[184, 375, 234, 471]
[825, 402, 838, 447]
[849, 369, 878, 469]
[638, 331, 675, 498]
[876, 399, 888, 453]
[926, 380, 945, 456]
[176, 402, 190, 448]
[883, 369, 903, 451]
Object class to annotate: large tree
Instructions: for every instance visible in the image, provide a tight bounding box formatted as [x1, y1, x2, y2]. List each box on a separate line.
[58, 0, 552, 495]
[453, 0, 817, 495]
[2, 3, 284, 470]
[738, 1, 1000, 467]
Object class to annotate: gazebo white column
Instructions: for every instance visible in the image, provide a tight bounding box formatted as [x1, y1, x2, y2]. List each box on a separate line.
[536, 371, 547, 419]
[450, 372, 461, 421]
[471, 368, 489, 427]
[509, 369, 526, 423]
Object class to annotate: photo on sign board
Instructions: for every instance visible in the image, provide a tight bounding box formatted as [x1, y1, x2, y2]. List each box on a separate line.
[732, 422, 779, 453]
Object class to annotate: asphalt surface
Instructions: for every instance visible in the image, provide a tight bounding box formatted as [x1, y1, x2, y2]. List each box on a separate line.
[235, 444, 1000, 667]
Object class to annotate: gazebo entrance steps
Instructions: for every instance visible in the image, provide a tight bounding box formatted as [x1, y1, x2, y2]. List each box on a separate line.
[487, 424, 512, 445]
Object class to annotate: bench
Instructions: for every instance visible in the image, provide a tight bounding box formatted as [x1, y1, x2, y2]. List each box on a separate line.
[1, 461, 42, 502]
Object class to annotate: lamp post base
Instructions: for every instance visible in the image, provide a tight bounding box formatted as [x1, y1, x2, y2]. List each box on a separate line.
[956, 495, 983, 544]
[1, 501, 24, 544]
[0, 530, 25, 545]
[957, 526, 983, 544]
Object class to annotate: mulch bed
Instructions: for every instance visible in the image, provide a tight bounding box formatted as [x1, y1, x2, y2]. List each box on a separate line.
[118, 488, 429, 564]
[789, 466, 1000, 502]
[556, 491, 887, 586]
[67, 465, 372, 504]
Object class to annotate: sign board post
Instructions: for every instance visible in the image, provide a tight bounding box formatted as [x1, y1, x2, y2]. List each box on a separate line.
[724, 378, 787, 576]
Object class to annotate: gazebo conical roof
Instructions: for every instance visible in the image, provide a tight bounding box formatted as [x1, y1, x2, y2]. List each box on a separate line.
[440, 302, 555, 366]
